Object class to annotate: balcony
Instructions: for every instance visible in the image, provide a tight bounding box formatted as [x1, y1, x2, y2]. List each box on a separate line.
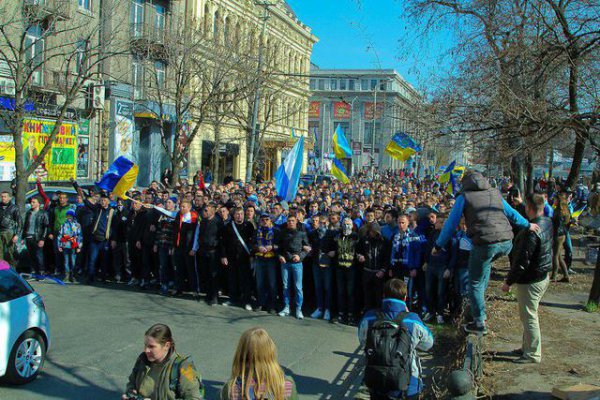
[23, 0, 72, 21]
[130, 22, 167, 50]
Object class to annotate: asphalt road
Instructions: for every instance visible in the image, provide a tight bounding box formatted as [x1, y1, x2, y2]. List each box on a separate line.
[0, 281, 364, 400]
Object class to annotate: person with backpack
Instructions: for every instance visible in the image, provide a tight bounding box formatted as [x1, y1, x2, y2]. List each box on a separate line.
[123, 323, 205, 400]
[221, 327, 298, 400]
[358, 279, 434, 400]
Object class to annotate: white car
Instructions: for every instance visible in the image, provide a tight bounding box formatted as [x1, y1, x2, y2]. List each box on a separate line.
[0, 267, 51, 384]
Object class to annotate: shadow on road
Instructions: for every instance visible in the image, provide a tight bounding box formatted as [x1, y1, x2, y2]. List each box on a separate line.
[493, 391, 549, 400]
[0, 357, 122, 400]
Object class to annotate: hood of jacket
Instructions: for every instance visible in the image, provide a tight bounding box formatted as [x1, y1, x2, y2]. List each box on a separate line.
[462, 172, 490, 192]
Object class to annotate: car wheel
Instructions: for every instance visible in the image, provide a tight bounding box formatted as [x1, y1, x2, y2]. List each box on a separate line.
[5, 330, 46, 385]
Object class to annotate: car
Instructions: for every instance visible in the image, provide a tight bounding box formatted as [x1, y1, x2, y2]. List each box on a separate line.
[0, 263, 51, 385]
[299, 174, 333, 187]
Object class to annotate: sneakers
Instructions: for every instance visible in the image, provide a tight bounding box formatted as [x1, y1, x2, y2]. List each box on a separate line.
[159, 285, 168, 296]
[139, 280, 147, 290]
[128, 278, 139, 286]
[222, 300, 233, 307]
[512, 348, 524, 356]
[463, 322, 488, 335]
[513, 357, 538, 364]
[422, 312, 433, 322]
[436, 315, 445, 324]
[296, 311, 304, 320]
[278, 306, 290, 317]
[323, 309, 331, 321]
[245, 304, 253, 312]
[310, 309, 324, 319]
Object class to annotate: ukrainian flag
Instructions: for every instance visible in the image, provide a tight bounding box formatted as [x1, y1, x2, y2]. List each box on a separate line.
[384, 132, 422, 161]
[96, 156, 139, 199]
[439, 161, 456, 183]
[332, 124, 352, 160]
[331, 158, 350, 184]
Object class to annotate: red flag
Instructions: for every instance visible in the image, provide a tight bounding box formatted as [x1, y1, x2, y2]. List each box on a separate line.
[198, 172, 206, 190]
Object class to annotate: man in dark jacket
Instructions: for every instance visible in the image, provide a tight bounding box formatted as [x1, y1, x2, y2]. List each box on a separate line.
[435, 171, 538, 334]
[126, 200, 147, 287]
[502, 193, 552, 364]
[220, 207, 255, 309]
[87, 194, 116, 283]
[192, 202, 221, 305]
[0, 191, 22, 264]
[277, 215, 310, 319]
[22, 196, 48, 274]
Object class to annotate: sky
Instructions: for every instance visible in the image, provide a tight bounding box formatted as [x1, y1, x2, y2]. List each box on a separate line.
[286, 0, 457, 91]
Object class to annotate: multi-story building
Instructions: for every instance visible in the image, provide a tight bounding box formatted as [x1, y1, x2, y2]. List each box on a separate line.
[186, 0, 317, 181]
[309, 67, 423, 174]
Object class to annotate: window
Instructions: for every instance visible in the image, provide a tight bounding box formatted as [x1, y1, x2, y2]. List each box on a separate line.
[379, 81, 387, 91]
[361, 79, 369, 91]
[75, 39, 89, 75]
[155, 5, 166, 42]
[371, 79, 378, 90]
[223, 17, 230, 43]
[348, 79, 355, 90]
[340, 79, 347, 90]
[132, 58, 143, 98]
[364, 122, 381, 146]
[25, 25, 44, 86]
[336, 122, 351, 139]
[131, 0, 144, 37]
[330, 79, 337, 90]
[309, 79, 316, 90]
[78, 0, 91, 11]
[155, 61, 165, 88]
[213, 11, 220, 39]
[317, 79, 325, 90]
[0, 270, 33, 303]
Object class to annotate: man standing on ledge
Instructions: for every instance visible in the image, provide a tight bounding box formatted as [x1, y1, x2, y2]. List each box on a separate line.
[434, 171, 539, 335]
[502, 193, 552, 364]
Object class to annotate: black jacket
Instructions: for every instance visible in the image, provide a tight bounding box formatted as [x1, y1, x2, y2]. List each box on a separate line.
[356, 233, 387, 272]
[219, 221, 255, 262]
[22, 209, 49, 241]
[0, 202, 21, 234]
[126, 209, 147, 244]
[277, 228, 309, 263]
[507, 216, 553, 285]
[197, 216, 222, 251]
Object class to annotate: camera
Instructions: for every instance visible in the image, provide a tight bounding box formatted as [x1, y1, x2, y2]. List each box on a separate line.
[125, 393, 145, 400]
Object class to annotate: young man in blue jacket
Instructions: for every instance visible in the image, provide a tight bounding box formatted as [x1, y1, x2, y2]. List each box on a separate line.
[359, 279, 434, 399]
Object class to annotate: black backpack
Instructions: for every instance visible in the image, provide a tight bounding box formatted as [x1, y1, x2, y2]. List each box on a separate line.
[364, 311, 412, 393]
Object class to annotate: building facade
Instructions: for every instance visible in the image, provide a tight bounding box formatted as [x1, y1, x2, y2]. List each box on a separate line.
[309, 67, 423, 174]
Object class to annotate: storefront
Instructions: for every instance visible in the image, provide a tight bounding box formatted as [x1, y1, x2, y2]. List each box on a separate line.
[201, 140, 239, 182]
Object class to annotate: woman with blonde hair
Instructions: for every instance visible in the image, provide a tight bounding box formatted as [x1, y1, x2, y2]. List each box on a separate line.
[551, 192, 571, 282]
[221, 328, 298, 400]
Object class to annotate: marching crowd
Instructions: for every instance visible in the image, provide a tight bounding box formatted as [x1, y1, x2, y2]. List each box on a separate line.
[0, 169, 591, 399]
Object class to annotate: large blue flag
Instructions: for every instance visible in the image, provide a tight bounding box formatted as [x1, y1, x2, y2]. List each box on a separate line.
[275, 136, 305, 201]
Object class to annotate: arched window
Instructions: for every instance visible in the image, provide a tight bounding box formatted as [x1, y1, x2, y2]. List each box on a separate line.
[213, 10, 220, 40]
[203, 4, 210, 36]
[223, 16, 230, 44]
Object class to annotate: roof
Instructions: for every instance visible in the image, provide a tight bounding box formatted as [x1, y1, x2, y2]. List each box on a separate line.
[284, 1, 297, 18]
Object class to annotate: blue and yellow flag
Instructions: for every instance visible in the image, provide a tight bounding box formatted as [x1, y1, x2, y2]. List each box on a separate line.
[439, 161, 456, 183]
[384, 132, 422, 161]
[572, 205, 586, 219]
[332, 124, 352, 160]
[331, 158, 350, 184]
[96, 156, 139, 199]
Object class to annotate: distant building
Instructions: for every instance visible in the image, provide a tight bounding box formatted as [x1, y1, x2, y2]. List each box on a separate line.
[309, 67, 422, 174]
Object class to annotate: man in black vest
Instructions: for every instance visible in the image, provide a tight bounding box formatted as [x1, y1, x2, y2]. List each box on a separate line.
[502, 193, 552, 364]
[434, 171, 539, 334]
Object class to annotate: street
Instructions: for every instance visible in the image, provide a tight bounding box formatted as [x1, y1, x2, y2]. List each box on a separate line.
[0, 281, 364, 400]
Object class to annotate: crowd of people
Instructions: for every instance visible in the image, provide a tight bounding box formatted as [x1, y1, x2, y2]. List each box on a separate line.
[0, 169, 591, 399]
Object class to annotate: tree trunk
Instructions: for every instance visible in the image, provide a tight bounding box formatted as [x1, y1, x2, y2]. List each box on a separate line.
[213, 122, 221, 184]
[587, 251, 600, 311]
[566, 134, 585, 189]
[511, 155, 526, 195]
[526, 152, 534, 195]
[548, 146, 554, 179]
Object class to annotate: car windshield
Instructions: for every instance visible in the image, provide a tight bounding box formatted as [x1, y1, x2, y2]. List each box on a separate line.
[0, 270, 34, 303]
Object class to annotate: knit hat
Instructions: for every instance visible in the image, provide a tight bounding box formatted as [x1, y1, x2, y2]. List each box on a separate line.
[66, 209, 76, 218]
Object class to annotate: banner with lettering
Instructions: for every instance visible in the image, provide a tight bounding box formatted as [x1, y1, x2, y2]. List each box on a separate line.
[0, 118, 78, 182]
[309, 101, 320, 119]
[364, 102, 384, 120]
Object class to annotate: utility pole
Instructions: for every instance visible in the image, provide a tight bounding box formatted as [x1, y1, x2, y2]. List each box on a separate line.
[245, 1, 274, 182]
[370, 85, 378, 177]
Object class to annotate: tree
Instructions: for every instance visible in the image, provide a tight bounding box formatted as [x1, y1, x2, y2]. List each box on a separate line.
[0, 0, 128, 208]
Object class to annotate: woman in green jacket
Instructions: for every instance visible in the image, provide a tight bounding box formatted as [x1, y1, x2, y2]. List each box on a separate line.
[123, 324, 205, 400]
[221, 328, 298, 400]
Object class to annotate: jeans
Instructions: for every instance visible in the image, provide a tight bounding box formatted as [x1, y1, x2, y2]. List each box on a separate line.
[516, 276, 549, 362]
[62, 248, 76, 275]
[228, 258, 252, 304]
[281, 262, 303, 309]
[88, 239, 110, 281]
[468, 240, 513, 324]
[312, 259, 333, 311]
[563, 230, 573, 269]
[454, 267, 469, 296]
[25, 238, 44, 274]
[336, 267, 357, 316]
[426, 265, 448, 316]
[255, 257, 278, 309]
[111, 241, 129, 280]
[175, 246, 199, 294]
[199, 250, 219, 301]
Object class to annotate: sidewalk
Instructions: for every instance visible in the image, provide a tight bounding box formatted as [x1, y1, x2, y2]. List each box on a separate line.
[482, 260, 600, 399]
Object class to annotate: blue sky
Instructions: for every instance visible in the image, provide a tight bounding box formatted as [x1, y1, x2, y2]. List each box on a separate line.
[286, 0, 456, 91]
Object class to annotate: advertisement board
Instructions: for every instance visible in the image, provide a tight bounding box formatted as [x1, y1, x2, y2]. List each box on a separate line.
[308, 101, 320, 119]
[333, 102, 351, 119]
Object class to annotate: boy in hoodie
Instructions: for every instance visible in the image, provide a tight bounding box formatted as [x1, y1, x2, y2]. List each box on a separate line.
[57, 209, 83, 282]
[359, 279, 434, 400]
